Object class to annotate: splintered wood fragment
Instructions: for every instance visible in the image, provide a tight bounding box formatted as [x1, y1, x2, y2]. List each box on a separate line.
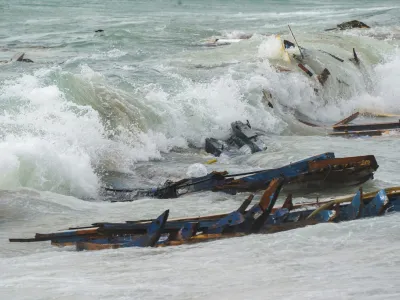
[353, 48, 359, 63]
[350, 48, 360, 65]
[333, 121, 400, 132]
[298, 63, 313, 77]
[329, 130, 386, 137]
[333, 112, 360, 127]
[317, 68, 330, 85]
[319, 50, 344, 62]
[12, 52, 25, 61]
[262, 89, 274, 108]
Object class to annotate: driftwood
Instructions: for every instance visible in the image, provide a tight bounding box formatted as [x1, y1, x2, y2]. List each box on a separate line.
[325, 20, 370, 31]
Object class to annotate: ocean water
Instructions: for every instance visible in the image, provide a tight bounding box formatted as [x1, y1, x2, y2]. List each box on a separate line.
[1, 0, 400, 299]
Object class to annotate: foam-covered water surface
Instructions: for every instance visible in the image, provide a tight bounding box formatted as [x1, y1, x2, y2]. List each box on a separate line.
[1, 0, 400, 299]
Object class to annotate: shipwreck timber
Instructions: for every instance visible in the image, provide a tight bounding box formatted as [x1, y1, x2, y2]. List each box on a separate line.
[103, 152, 378, 201]
[9, 181, 400, 251]
[266, 92, 400, 137]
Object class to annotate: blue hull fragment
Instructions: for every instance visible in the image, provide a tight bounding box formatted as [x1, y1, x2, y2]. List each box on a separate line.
[9, 184, 400, 250]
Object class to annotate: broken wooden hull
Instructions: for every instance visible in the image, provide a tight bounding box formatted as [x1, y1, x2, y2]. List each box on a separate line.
[105, 152, 335, 200]
[105, 152, 378, 201]
[10, 181, 400, 251]
[77, 192, 400, 250]
[213, 154, 378, 194]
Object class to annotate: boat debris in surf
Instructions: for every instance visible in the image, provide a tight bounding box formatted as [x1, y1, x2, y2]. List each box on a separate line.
[205, 120, 268, 157]
[9, 180, 400, 250]
[103, 152, 378, 201]
[200, 19, 370, 48]
[0, 52, 34, 64]
[266, 96, 400, 137]
[198, 38, 242, 47]
[280, 35, 362, 87]
[330, 112, 400, 137]
[325, 20, 370, 31]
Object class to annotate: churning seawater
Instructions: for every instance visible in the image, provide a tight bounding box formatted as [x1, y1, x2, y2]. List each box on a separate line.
[1, 0, 400, 299]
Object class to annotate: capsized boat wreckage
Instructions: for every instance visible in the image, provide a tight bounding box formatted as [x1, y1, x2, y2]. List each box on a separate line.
[103, 152, 378, 201]
[10, 180, 400, 251]
[205, 120, 267, 157]
[265, 93, 400, 137]
[277, 37, 363, 89]
[267, 22, 375, 98]
[330, 112, 400, 137]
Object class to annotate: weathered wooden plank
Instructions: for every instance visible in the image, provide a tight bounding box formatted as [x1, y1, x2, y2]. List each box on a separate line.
[76, 210, 169, 250]
[346, 188, 363, 220]
[333, 121, 400, 132]
[329, 130, 386, 137]
[308, 155, 377, 171]
[333, 112, 360, 126]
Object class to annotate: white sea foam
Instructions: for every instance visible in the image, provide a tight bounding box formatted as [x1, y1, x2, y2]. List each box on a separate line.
[1, 1, 400, 299]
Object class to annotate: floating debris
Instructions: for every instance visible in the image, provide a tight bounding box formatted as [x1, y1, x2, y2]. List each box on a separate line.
[317, 68, 331, 86]
[269, 98, 400, 137]
[205, 120, 267, 157]
[319, 50, 344, 62]
[0, 52, 34, 64]
[104, 152, 378, 201]
[325, 20, 370, 31]
[9, 182, 400, 250]
[350, 48, 360, 65]
[12, 52, 34, 63]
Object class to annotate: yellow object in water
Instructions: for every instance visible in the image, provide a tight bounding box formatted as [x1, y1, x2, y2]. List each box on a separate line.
[276, 35, 291, 63]
[205, 158, 217, 165]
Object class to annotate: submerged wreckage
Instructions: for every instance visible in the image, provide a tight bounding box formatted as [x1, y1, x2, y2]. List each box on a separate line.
[203, 20, 370, 47]
[330, 112, 400, 137]
[0, 52, 34, 64]
[325, 20, 370, 31]
[10, 180, 400, 250]
[266, 94, 400, 137]
[205, 121, 267, 157]
[104, 152, 378, 201]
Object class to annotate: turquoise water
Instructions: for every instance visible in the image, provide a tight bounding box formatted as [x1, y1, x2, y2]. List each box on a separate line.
[1, 1, 400, 299]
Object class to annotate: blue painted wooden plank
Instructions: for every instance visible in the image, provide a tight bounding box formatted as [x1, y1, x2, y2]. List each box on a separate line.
[364, 189, 389, 217]
[314, 209, 337, 222]
[178, 222, 198, 240]
[205, 211, 245, 234]
[125, 209, 169, 247]
[76, 210, 169, 250]
[241, 153, 334, 183]
[265, 208, 290, 225]
[347, 189, 362, 220]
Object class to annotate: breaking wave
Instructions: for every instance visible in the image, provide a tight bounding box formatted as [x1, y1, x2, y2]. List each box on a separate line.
[0, 66, 185, 198]
[0, 25, 399, 198]
[254, 32, 400, 122]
